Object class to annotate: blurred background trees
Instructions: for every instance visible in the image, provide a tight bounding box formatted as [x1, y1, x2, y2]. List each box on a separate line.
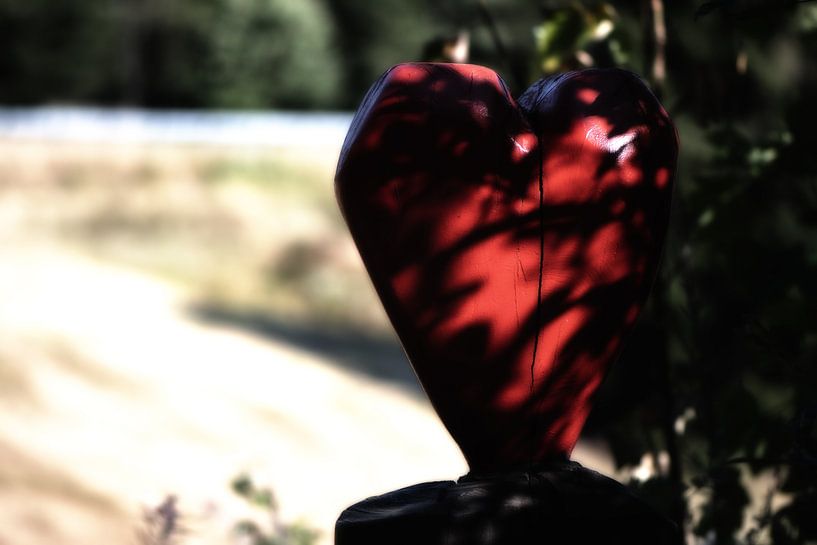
[1, 0, 816, 543]
[0, 0, 543, 109]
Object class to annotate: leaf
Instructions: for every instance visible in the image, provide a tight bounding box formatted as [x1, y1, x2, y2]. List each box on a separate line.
[234, 520, 261, 537]
[253, 488, 277, 511]
[232, 473, 254, 498]
[695, 1, 732, 19]
[695, 0, 817, 20]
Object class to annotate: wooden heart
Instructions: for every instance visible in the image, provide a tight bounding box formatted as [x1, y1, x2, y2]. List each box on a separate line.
[335, 63, 677, 472]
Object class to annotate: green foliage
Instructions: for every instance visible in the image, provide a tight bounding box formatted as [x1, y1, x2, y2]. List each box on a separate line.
[694, 0, 817, 20]
[209, 0, 340, 108]
[0, 0, 119, 103]
[578, 2, 817, 543]
[0, 0, 340, 108]
[0, 0, 544, 108]
[324, 0, 541, 105]
[230, 474, 320, 545]
[533, 2, 622, 74]
[526, 2, 817, 542]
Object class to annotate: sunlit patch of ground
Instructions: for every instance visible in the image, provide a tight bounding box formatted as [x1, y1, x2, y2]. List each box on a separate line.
[0, 139, 613, 545]
[0, 140, 383, 330]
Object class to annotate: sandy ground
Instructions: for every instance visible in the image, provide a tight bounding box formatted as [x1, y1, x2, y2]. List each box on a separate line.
[0, 241, 469, 545]
[0, 241, 617, 545]
[0, 140, 614, 545]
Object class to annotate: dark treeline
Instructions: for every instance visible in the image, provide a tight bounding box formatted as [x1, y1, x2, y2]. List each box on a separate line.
[0, 0, 541, 109]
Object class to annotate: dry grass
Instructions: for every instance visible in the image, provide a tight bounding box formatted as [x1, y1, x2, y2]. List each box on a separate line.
[0, 139, 386, 331]
[0, 139, 472, 545]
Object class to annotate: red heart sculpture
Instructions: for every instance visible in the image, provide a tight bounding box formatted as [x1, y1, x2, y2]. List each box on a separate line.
[336, 63, 677, 472]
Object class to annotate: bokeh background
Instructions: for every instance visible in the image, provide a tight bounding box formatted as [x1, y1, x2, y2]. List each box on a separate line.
[1, 1, 816, 544]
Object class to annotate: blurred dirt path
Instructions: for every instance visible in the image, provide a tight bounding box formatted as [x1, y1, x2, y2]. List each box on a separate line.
[0, 242, 468, 545]
[0, 242, 614, 545]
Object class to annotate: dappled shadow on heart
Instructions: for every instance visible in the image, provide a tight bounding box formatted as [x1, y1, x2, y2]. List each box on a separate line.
[336, 63, 677, 473]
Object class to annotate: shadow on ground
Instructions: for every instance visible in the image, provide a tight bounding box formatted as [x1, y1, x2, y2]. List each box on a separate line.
[187, 303, 424, 397]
